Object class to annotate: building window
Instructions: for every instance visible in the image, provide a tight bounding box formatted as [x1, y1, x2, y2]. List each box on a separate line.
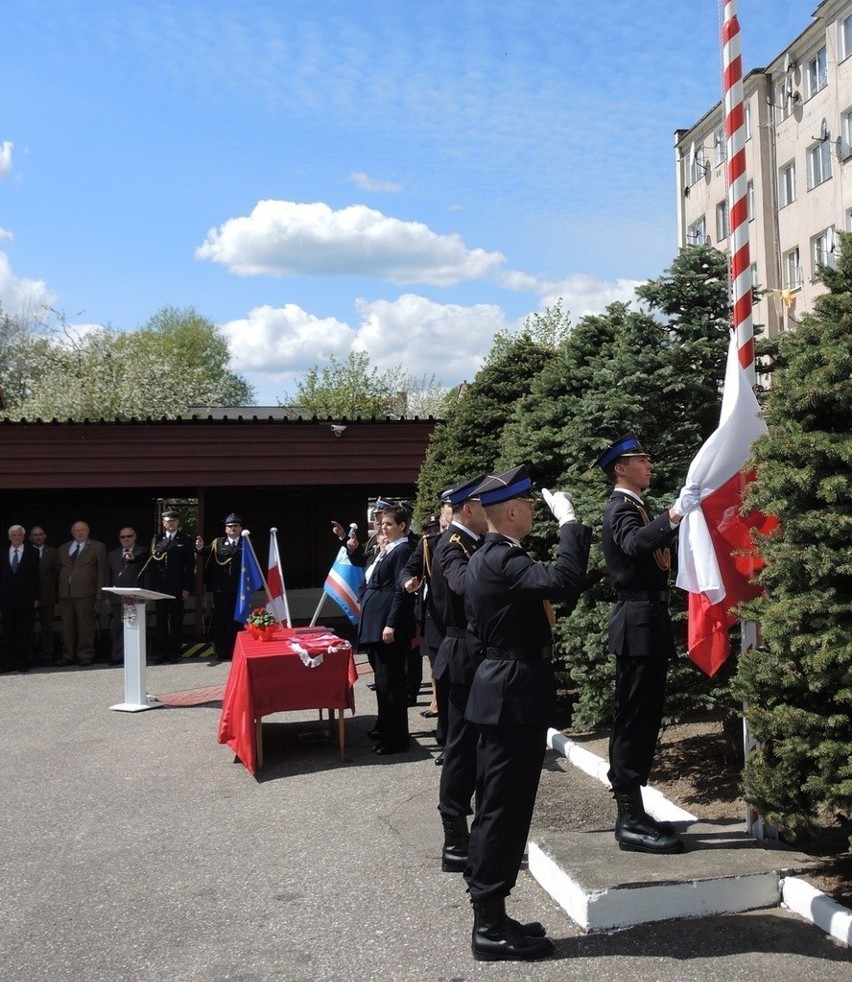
[744, 101, 752, 141]
[811, 228, 837, 274]
[846, 208, 852, 232]
[807, 140, 832, 189]
[806, 47, 828, 99]
[783, 247, 802, 290]
[840, 15, 852, 61]
[716, 201, 729, 241]
[780, 161, 796, 206]
[747, 180, 755, 221]
[842, 109, 852, 159]
[687, 216, 707, 246]
[689, 145, 707, 185]
[713, 127, 726, 166]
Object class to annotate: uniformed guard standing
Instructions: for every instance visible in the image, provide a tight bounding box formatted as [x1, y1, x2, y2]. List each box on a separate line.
[147, 508, 196, 664]
[597, 431, 700, 854]
[463, 465, 591, 962]
[427, 474, 487, 871]
[196, 513, 244, 662]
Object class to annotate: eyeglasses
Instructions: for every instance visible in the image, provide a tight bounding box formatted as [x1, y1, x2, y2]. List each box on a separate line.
[119, 534, 135, 539]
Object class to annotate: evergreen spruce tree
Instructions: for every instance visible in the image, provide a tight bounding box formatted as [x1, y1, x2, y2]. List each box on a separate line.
[733, 234, 852, 842]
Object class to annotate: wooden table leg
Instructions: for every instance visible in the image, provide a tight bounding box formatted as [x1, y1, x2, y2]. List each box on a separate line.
[255, 717, 264, 770]
[337, 709, 345, 761]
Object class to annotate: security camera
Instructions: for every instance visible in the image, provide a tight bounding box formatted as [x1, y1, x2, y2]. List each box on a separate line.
[330, 424, 347, 437]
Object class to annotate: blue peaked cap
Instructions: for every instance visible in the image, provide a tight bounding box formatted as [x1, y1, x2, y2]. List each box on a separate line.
[470, 465, 534, 506]
[439, 474, 487, 506]
[595, 432, 648, 471]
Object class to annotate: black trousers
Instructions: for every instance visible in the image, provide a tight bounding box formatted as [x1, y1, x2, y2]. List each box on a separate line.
[464, 722, 547, 902]
[607, 655, 668, 791]
[154, 597, 184, 660]
[1, 607, 34, 671]
[211, 591, 239, 660]
[438, 681, 477, 817]
[370, 640, 410, 751]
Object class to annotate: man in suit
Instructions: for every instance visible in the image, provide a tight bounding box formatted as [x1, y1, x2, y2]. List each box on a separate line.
[195, 513, 244, 662]
[29, 525, 58, 665]
[105, 527, 148, 665]
[427, 475, 487, 872]
[463, 465, 591, 962]
[598, 432, 700, 855]
[0, 525, 41, 673]
[56, 520, 107, 667]
[147, 508, 195, 664]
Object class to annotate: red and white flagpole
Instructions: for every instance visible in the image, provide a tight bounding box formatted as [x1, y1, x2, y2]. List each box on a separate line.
[722, 1, 772, 840]
[722, 0, 755, 385]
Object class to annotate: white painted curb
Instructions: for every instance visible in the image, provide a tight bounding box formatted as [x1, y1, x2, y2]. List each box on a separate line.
[544, 727, 851, 949]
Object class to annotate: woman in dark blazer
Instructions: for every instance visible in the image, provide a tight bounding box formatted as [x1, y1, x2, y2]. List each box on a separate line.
[357, 505, 416, 755]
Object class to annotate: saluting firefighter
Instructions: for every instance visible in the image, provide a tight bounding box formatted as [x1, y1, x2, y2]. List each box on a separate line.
[147, 508, 195, 664]
[196, 513, 244, 662]
[597, 431, 700, 855]
[463, 465, 591, 962]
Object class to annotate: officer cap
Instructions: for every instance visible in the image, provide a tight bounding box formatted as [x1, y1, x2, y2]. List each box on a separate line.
[440, 474, 487, 506]
[470, 465, 534, 506]
[161, 508, 180, 520]
[422, 514, 441, 530]
[595, 432, 649, 471]
[223, 513, 242, 526]
[373, 497, 393, 512]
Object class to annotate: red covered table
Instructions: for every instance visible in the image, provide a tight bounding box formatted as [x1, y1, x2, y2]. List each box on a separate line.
[217, 628, 357, 775]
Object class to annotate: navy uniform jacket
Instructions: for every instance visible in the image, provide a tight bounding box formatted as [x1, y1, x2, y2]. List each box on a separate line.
[199, 537, 243, 594]
[465, 522, 591, 726]
[601, 491, 677, 660]
[430, 523, 481, 686]
[357, 540, 416, 647]
[399, 532, 444, 654]
[148, 531, 196, 596]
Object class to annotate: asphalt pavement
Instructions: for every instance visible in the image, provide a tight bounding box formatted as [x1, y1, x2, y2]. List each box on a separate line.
[1, 655, 850, 982]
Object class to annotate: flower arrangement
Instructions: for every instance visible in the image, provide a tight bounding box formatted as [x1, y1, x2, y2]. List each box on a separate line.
[246, 607, 275, 629]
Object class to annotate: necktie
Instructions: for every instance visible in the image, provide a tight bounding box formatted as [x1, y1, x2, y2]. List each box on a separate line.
[11, 549, 19, 571]
[71, 543, 80, 563]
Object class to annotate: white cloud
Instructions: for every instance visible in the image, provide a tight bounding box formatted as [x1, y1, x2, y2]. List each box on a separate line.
[0, 252, 55, 319]
[221, 293, 513, 404]
[349, 172, 402, 193]
[502, 270, 641, 317]
[196, 200, 505, 285]
[0, 141, 12, 180]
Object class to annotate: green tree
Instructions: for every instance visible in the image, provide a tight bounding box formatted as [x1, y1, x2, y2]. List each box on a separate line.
[12, 305, 253, 420]
[733, 233, 852, 842]
[414, 304, 570, 520]
[285, 351, 441, 419]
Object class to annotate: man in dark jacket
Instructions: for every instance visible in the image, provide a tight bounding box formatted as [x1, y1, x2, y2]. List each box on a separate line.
[0, 524, 41, 673]
[147, 508, 196, 664]
[598, 432, 700, 855]
[196, 513, 244, 661]
[105, 527, 148, 664]
[463, 465, 591, 962]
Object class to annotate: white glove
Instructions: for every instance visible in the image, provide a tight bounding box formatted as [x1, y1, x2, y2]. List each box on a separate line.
[673, 482, 702, 518]
[541, 487, 576, 526]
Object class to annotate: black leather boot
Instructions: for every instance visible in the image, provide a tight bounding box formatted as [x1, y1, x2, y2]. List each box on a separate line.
[471, 898, 554, 962]
[440, 814, 469, 872]
[613, 788, 675, 839]
[614, 789, 684, 854]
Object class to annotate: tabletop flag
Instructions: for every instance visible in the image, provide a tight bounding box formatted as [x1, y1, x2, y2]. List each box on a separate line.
[234, 538, 265, 624]
[323, 545, 365, 626]
[675, 332, 778, 676]
[266, 528, 292, 627]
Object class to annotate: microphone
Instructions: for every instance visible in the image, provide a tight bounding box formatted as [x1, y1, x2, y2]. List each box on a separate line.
[348, 523, 358, 536]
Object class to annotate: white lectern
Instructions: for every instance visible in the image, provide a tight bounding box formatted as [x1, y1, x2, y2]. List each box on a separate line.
[103, 586, 174, 712]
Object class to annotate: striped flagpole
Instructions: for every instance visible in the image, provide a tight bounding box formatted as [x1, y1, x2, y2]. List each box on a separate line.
[722, 1, 773, 842]
[722, 0, 755, 384]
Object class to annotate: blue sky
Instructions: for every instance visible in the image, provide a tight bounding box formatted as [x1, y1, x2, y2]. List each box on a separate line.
[1, 1, 809, 405]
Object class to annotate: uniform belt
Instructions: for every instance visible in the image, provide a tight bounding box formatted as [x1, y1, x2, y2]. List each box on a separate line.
[445, 627, 466, 638]
[616, 590, 669, 603]
[484, 645, 552, 661]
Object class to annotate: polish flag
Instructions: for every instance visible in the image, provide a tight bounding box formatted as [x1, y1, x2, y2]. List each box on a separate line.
[676, 332, 778, 676]
[266, 528, 291, 627]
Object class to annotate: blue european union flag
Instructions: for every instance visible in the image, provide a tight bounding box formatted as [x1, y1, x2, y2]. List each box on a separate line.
[234, 542, 265, 623]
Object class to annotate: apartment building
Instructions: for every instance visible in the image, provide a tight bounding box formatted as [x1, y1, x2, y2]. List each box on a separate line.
[675, 0, 852, 337]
